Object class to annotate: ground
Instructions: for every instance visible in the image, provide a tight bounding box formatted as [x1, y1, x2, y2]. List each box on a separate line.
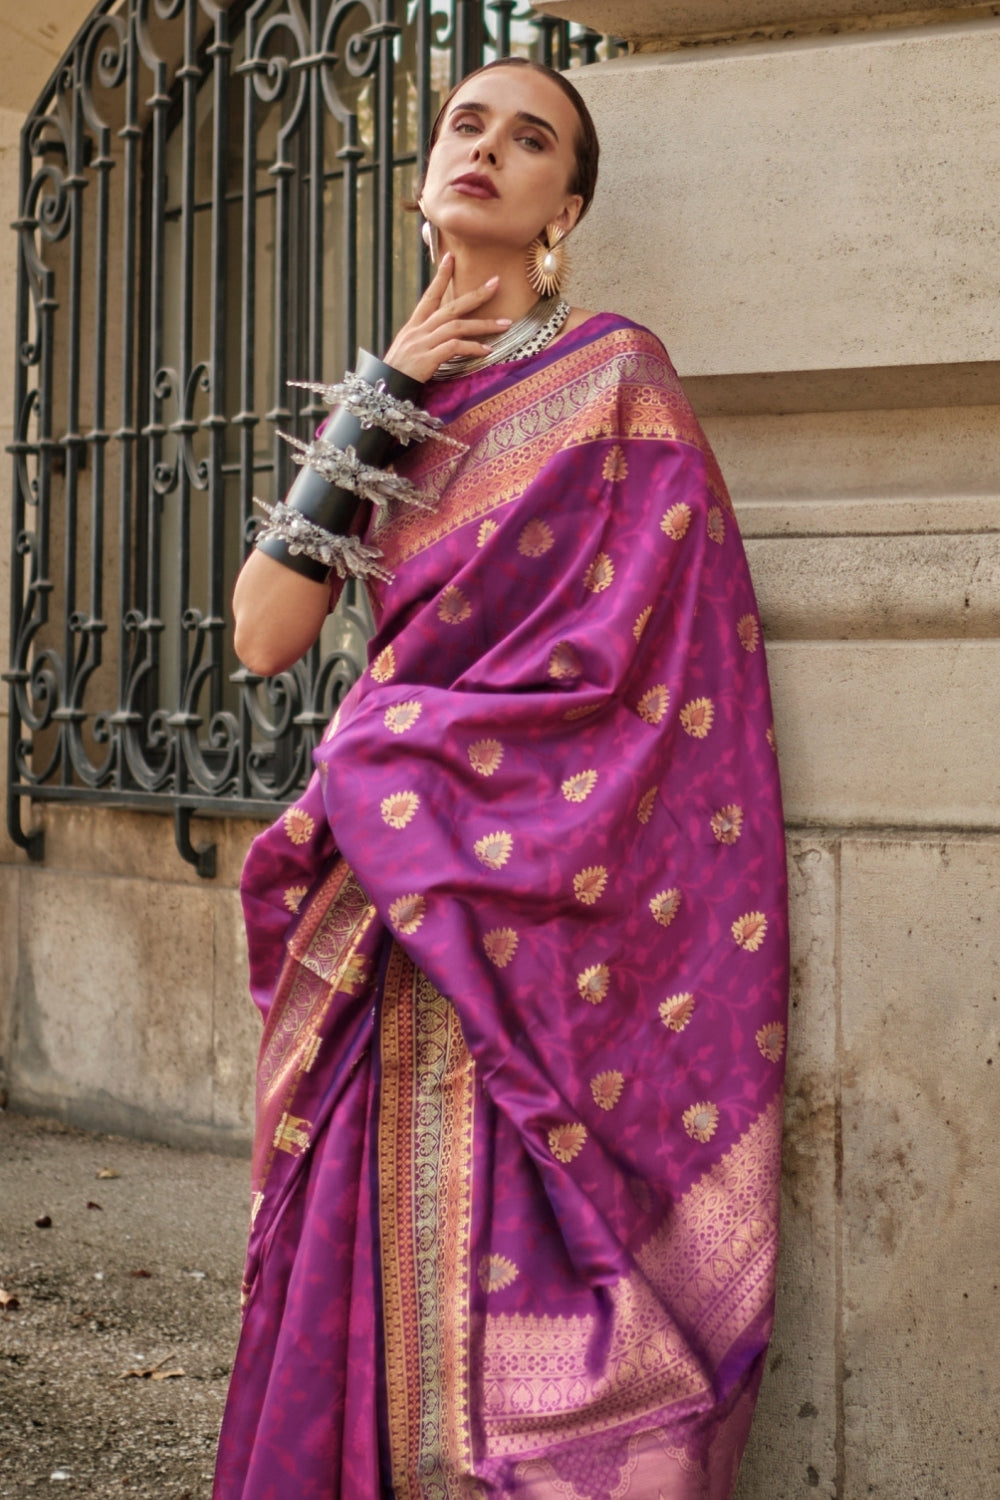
[0, 1111, 249, 1497]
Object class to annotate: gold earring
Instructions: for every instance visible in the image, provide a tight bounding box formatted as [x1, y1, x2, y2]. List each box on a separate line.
[526, 223, 570, 298]
[418, 197, 438, 265]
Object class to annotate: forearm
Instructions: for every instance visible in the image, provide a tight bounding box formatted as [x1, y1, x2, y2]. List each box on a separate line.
[232, 549, 332, 677]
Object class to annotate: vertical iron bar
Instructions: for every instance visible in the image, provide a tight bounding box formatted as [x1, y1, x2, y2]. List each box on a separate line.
[337, 115, 362, 373]
[173, 0, 199, 792]
[205, 9, 231, 717]
[572, 27, 600, 66]
[60, 57, 87, 786]
[235, 30, 259, 801]
[141, 48, 170, 768]
[453, 0, 481, 81]
[415, 0, 432, 293]
[488, 0, 515, 59]
[115, 10, 140, 788]
[373, 2, 400, 353]
[306, 0, 324, 391]
[78, 63, 114, 788]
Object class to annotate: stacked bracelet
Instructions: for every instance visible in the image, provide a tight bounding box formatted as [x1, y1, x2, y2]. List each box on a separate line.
[253, 349, 455, 585]
[288, 373, 466, 449]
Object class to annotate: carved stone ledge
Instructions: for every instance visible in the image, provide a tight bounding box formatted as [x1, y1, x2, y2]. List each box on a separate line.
[534, 1, 999, 46]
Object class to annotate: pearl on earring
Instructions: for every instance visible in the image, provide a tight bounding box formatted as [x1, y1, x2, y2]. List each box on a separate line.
[527, 223, 570, 298]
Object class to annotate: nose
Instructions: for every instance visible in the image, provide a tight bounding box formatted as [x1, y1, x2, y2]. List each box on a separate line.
[470, 128, 499, 167]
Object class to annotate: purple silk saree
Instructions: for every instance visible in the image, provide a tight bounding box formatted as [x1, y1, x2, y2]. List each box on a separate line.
[216, 316, 789, 1500]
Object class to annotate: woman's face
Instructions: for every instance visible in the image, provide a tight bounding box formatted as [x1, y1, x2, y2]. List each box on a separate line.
[420, 67, 584, 254]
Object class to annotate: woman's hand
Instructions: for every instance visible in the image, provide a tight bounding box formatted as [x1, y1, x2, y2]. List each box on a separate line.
[384, 254, 511, 382]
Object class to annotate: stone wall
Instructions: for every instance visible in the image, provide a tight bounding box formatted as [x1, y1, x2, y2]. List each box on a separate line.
[2, 2, 999, 1494]
[536, 5, 1000, 1495]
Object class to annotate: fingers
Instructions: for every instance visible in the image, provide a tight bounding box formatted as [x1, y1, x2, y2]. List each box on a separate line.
[420, 256, 502, 319]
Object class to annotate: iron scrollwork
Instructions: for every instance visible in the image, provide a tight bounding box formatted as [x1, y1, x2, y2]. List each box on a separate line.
[5, 0, 621, 875]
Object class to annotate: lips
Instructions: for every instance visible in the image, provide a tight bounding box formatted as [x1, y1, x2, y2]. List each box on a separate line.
[450, 173, 499, 200]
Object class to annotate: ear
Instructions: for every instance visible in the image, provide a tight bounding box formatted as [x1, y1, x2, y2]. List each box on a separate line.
[552, 194, 584, 237]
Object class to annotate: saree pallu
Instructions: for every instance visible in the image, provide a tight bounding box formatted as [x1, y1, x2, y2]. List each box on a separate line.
[215, 315, 789, 1500]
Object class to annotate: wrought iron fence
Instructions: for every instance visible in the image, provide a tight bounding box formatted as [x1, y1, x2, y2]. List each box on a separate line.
[5, 0, 621, 875]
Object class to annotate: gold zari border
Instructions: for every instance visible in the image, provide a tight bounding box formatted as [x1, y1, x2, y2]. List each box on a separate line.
[378, 945, 477, 1499]
[481, 1098, 782, 1457]
[375, 328, 731, 569]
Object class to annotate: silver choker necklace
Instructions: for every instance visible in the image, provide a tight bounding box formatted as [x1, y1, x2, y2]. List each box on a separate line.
[432, 296, 571, 380]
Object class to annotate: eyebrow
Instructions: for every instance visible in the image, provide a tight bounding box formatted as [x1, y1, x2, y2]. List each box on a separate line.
[448, 101, 559, 142]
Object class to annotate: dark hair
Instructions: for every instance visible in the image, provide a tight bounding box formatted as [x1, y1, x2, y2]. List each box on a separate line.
[423, 58, 600, 221]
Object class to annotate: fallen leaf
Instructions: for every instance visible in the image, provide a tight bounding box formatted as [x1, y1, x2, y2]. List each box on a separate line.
[121, 1352, 182, 1380]
[130, 1268, 152, 1279]
[34, 1214, 52, 1229]
[0, 1287, 20, 1310]
[96, 1168, 120, 1180]
[86, 1201, 103, 1211]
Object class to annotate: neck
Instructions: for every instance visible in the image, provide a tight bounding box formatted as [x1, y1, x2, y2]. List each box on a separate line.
[439, 238, 542, 323]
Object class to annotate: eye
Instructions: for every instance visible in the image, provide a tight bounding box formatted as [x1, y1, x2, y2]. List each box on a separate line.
[517, 133, 544, 152]
[451, 115, 481, 135]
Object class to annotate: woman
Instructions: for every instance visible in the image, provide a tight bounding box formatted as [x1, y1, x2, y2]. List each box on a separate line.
[218, 57, 788, 1500]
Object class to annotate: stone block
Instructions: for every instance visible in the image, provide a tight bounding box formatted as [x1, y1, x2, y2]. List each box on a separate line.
[536, 0, 988, 43]
[211, 887, 258, 1136]
[0, 865, 19, 1080]
[839, 837, 1000, 1496]
[736, 836, 839, 1498]
[746, 533, 1000, 641]
[768, 640, 1000, 829]
[566, 29, 1000, 378]
[11, 869, 216, 1130]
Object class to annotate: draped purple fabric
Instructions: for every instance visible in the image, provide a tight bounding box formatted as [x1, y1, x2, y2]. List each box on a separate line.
[215, 315, 788, 1500]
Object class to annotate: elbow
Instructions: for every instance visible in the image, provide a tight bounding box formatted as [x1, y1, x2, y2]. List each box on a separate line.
[233, 617, 291, 678]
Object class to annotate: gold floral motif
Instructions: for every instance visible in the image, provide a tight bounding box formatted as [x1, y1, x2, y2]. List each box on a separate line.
[590, 1070, 624, 1111]
[300, 1032, 322, 1073]
[707, 507, 725, 545]
[602, 444, 628, 482]
[659, 992, 695, 1032]
[283, 807, 315, 846]
[548, 1122, 587, 1163]
[478, 1254, 520, 1293]
[484, 928, 519, 968]
[389, 892, 426, 935]
[477, 517, 499, 547]
[437, 585, 472, 625]
[583, 553, 615, 594]
[732, 911, 768, 952]
[576, 963, 610, 1004]
[711, 805, 743, 844]
[766, 725, 777, 752]
[573, 865, 608, 906]
[384, 700, 422, 735]
[561, 769, 597, 803]
[680, 697, 714, 739]
[637, 684, 669, 725]
[250, 1191, 264, 1226]
[633, 605, 652, 642]
[683, 1101, 719, 1144]
[661, 503, 691, 541]
[474, 830, 513, 870]
[548, 641, 582, 680]
[338, 953, 370, 996]
[637, 786, 658, 825]
[737, 614, 760, 653]
[381, 790, 420, 830]
[371, 644, 396, 682]
[283, 885, 308, 914]
[756, 1021, 786, 1063]
[517, 518, 554, 557]
[468, 738, 504, 777]
[273, 1111, 312, 1155]
[649, 888, 682, 928]
[564, 702, 599, 722]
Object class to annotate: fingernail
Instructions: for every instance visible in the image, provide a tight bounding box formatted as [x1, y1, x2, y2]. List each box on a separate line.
[486, 276, 500, 287]
[496, 318, 513, 327]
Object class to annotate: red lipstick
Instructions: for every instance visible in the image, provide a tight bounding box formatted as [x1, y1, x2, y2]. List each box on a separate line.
[450, 172, 499, 200]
